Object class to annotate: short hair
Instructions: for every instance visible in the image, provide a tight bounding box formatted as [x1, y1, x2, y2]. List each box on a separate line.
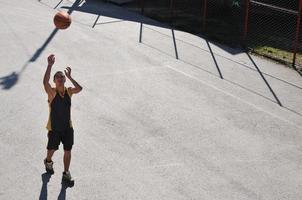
[53, 71, 64, 81]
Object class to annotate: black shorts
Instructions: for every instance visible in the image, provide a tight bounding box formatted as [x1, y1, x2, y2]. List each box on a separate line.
[47, 128, 74, 151]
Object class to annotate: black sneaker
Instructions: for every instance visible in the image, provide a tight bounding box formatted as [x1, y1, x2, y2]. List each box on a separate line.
[62, 171, 74, 186]
[44, 159, 54, 175]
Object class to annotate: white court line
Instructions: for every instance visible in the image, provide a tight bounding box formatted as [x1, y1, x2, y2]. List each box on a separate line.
[164, 64, 302, 130]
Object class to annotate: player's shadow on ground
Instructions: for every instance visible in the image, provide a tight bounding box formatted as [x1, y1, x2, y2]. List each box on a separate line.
[0, 72, 19, 90]
[39, 173, 51, 200]
[0, 27, 59, 90]
[38, 172, 72, 200]
[0, 0, 83, 90]
[58, 178, 75, 200]
[57, 182, 69, 200]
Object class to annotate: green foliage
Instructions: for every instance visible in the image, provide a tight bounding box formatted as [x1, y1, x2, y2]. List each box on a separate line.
[232, 0, 240, 8]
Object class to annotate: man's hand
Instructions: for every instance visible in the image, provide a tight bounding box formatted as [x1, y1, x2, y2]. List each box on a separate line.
[64, 67, 72, 79]
[65, 67, 82, 95]
[48, 54, 55, 66]
[44, 55, 56, 101]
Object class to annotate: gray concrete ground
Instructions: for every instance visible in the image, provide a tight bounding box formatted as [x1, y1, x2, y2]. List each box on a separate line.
[0, 0, 302, 199]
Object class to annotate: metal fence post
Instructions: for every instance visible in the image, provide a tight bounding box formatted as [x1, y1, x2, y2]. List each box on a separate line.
[292, 0, 302, 69]
[242, 0, 250, 47]
[141, 0, 145, 15]
[169, 0, 175, 25]
[202, 0, 207, 31]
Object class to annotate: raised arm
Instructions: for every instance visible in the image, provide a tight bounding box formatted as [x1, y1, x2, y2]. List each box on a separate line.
[65, 67, 82, 95]
[43, 55, 56, 98]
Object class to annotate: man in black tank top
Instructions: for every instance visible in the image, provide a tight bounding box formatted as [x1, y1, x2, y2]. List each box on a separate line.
[43, 54, 82, 185]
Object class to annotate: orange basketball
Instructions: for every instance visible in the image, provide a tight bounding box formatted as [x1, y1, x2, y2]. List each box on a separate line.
[54, 11, 71, 29]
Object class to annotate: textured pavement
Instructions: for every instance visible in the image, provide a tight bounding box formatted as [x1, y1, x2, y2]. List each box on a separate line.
[0, 0, 302, 199]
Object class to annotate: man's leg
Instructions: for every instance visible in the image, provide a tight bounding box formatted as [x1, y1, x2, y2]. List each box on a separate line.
[47, 149, 56, 162]
[62, 147, 74, 185]
[62, 128, 74, 172]
[44, 150, 55, 174]
[45, 131, 60, 174]
[62, 149, 74, 185]
[63, 150, 71, 172]
[47, 131, 60, 157]
[61, 128, 74, 184]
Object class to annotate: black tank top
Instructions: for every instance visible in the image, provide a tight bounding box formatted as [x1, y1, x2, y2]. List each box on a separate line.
[49, 88, 71, 131]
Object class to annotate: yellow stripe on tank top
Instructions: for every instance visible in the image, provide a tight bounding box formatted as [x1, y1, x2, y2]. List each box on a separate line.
[46, 102, 52, 131]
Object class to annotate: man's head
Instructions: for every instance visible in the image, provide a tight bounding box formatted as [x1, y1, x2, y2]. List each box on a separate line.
[53, 71, 66, 86]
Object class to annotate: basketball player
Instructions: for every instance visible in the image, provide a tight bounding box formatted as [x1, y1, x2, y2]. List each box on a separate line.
[43, 54, 82, 185]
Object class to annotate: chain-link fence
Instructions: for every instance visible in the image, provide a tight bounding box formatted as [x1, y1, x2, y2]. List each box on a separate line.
[123, 0, 302, 73]
[169, 0, 203, 33]
[246, 0, 301, 70]
[204, 0, 245, 47]
[125, 0, 171, 24]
